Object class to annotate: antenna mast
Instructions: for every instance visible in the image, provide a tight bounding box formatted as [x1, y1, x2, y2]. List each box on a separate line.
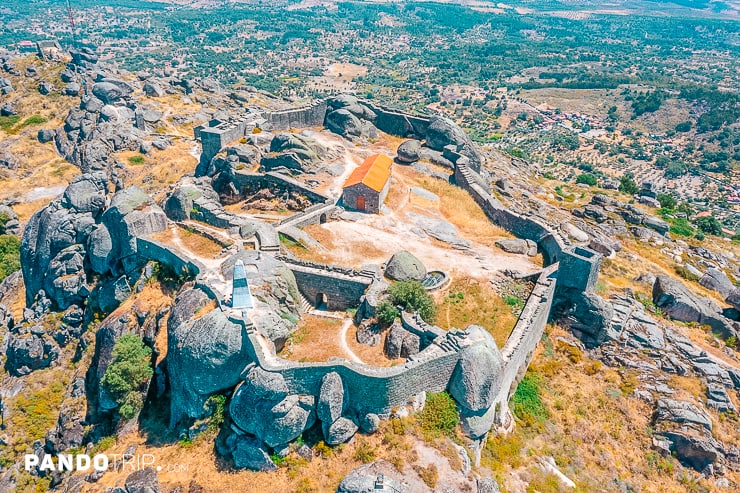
[66, 0, 77, 48]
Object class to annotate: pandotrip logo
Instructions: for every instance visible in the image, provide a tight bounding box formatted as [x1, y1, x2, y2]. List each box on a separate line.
[25, 453, 189, 474]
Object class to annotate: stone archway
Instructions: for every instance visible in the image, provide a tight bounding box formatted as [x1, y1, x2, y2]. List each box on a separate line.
[315, 292, 328, 310]
[319, 213, 328, 224]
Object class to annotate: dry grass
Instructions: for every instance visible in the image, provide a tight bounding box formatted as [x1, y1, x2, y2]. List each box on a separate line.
[118, 140, 198, 199]
[279, 315, 345, 362]
[435, 276, 518, 347]
[346, 325, 403, 368]
[75, 416, 448, 493]
[393, 165, 514, 248]
[280, 316, 399, 367]
[150, 226, 223, 259]
[0, 57, 79, 209]
[487, 324, 736, 493]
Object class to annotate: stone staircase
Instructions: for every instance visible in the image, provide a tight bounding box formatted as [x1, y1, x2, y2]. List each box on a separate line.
[297, 291, 313, 314]
[435, 330, 465, 353]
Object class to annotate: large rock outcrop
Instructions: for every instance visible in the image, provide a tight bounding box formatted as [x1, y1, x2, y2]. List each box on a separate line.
[653, 276, 737, 340]
[229, 366, 316, 449]
[424, 115, 484, 173]
[167, 286, 253, 426]
[260, 132, 325, 173]
[384, 250, 426, 282]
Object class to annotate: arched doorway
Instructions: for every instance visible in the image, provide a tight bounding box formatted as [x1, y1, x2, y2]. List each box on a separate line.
[319, 213, 328, 224]
[315, 292, 328, 310]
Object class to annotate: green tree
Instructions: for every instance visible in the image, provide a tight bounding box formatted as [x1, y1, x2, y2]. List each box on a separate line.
[656, 193, 677, 209]
[101, 334, 153, 420]
[575, 173, 597, 186]
[376, 301, 399, 326]
[618, 174, 639, 195]
[695, 216, 723, 236]
[388, 281, 436, 323]
[0, 235, 20, 282]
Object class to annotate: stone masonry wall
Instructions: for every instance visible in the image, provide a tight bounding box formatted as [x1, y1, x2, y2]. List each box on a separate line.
[264, 100, 328, 130]
[289, 268, 372, 311]
[231, 170, 329, 204]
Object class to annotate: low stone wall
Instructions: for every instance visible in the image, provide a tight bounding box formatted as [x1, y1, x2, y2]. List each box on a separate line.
[232, 170, 330, 205]
[175, 222, 233, 248]
[136, 238, 204, 279]
[490, 268, 557, 427]
[264, 100, 328, 130]
[400, 311, 447, 348]
[278, 256, 373, 311]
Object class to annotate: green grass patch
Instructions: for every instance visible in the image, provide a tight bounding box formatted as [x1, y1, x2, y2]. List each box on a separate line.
[0, 115, 21, 132]
[511, 372, 548, 427]
[417, 391, 459, 440]
[128, 155, 146, 165]
[669, 218, 695, 237]
[0, 233, 21, 282]
[18, 115, 47, 128]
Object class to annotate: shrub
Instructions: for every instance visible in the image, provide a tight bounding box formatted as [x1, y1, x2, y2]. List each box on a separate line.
[618, 174, 639, 195]
[695, 216, 723, 236]
[388, 281, 436, 323]
[657, 193, 677, 209]
[575, 173, 597, 186]
[354, 442, 376, 463]
[418, 391, 459, 440]
[511, 373, 548, 426]
[414, 464, 438, 488]
[376, 301, 399, 326]
[675, 265, 700, 282]
[206, 394, 227, 431]
[128, 155, 145, 165]
[101, 334, 153, 420]
[0, 234, 20, 282]
[669, 218, 695, 237]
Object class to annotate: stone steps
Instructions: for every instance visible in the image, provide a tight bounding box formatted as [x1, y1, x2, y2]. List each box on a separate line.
[297, 291, 313, 314]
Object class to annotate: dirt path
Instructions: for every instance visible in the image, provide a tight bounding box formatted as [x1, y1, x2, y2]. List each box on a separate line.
[339, 318, 364, 364]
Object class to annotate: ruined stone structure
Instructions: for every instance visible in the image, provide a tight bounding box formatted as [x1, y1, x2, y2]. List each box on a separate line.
[167, 96, 604, 468]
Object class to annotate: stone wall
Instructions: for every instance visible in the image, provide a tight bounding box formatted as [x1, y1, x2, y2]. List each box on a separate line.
[400, 311, 447, 349]
[226, 267, 556, 418]
[490, 267, 557, 427]
[362, 100, 431, 138]
[231, 170, 329, 204]
[264, 100, 328, 130]
[276, 202, 337, 229]
[278, 256, 374, 310]
[136, 237, 204, 279]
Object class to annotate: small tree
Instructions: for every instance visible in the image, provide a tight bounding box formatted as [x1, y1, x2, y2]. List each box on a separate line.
[388, 281, 436, 323]
[695, 216, 723, 236]
[618, 174, 639, 195]
[376, 301, 399, 326]
[101, 334, 153, 420]
[656, 193, 677, 209]
[575, 173, 597, 186]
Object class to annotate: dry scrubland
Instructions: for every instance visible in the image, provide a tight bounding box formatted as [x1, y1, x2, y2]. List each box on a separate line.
[0, 56, 79, 217]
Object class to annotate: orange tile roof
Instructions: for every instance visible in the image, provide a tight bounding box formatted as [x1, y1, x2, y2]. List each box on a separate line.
[343, 154, 392, 193]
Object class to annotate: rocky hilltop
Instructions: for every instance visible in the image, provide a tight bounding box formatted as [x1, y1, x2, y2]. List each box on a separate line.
[0, 46, 737, 493]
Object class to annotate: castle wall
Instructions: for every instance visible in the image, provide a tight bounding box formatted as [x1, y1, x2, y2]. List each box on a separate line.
[263, 100, 328, 130]
[231, 170, 329, 204]
[136, 237, 204, 279]
[362, 100, 431, 138]
[280, 258, 373, 311]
